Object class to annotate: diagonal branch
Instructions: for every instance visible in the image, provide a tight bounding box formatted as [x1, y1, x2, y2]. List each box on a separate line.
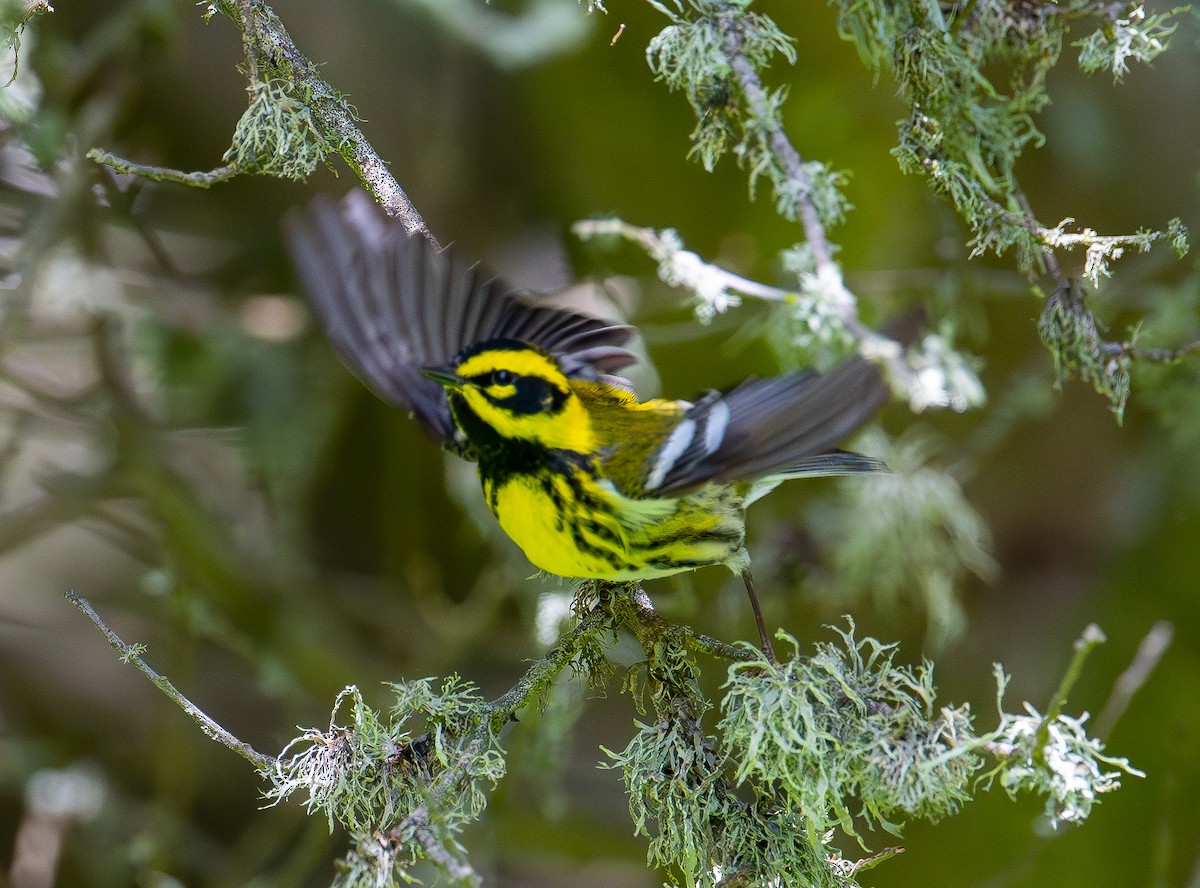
[217, 0, 437, 244]
[719, 13, 836, 276]
[66, 590, 277, 772]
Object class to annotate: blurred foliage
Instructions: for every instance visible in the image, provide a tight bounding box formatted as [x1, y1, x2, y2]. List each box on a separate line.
[0, 0, 1198, 887]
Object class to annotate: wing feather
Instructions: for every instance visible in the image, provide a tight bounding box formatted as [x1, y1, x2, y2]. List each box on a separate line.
[646, 355, 889, 496]
[287, 190, 640, 445]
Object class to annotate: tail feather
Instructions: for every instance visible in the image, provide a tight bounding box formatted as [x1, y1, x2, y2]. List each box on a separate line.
[743, 449, 888, 506]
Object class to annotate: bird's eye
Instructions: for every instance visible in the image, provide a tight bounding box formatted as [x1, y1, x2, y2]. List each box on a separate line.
[492, 369, 516, 385]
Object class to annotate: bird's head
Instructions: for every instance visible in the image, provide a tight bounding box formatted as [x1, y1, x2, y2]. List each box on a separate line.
[421, 339, 595, 453]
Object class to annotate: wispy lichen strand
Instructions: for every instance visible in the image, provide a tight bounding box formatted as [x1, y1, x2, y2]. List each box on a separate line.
[720, 626, 983, 843]
[809, 431, 997, 649]
[1075, 4, 1185, 82]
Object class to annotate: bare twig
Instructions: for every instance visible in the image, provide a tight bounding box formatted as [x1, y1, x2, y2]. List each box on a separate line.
[1094, 620, 1174, 739]
[1033, 623, 1106, 762]
[66, 590, 276, 772]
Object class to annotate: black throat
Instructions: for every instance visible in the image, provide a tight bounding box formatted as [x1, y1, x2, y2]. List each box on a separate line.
[447, 393, 594, 496]
[448, 393, 550, 481]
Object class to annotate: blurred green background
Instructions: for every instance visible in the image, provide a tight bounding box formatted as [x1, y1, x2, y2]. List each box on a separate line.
[1, 1, 1199, 886]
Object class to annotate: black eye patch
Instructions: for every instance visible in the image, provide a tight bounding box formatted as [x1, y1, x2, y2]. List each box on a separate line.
[492, 369, 516, 385]
[491, 375, 568, 415]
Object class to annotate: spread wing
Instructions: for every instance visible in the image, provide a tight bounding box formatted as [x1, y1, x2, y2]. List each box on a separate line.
[643, 355, 890, 497]
[287, 190, 639, 444]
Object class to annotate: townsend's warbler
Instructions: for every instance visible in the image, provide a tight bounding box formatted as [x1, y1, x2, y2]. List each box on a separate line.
[288, 191, 890, 644]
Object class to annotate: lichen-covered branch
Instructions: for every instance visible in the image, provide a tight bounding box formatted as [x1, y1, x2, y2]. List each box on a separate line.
[86, 149, 240, 189]
[716, 11, 838, 280]
[487, 589, 616, 732]
[575, 217, 987, 412]
[830, 0, 1194, 413]
[86, 0, 437, 244]
[982, 624, 1144, 827]
[644, 3, 865, 335]
[71, 576, 1147, 888]
[636, 2, 1006, 418]
[212, 0, 437, 243]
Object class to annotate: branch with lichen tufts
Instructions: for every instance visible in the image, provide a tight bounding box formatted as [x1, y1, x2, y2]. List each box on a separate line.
[831, 0, 1195, 412]
[574, 218, 986, 413]
[638, 1, 1001, 419]
[69, 585, 1150, 888]
[86, 0, 437, 244]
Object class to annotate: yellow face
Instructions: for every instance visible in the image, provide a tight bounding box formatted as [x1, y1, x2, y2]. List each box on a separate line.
[447, 343, 596, 454]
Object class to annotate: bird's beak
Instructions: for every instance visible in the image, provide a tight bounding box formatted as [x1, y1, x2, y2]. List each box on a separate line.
[419, 365, 463, 389]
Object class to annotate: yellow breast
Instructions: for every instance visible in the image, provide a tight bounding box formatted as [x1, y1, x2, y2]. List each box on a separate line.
[484, 469, 748, 582]
[487, 474, 636, 579]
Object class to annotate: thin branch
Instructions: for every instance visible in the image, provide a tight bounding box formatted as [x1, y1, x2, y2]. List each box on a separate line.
[94, 167, 192, 280]
[1014, 184, 1067, 288]
[0, 490, 90, 554]
[90, 314, 151, 421]
[401, 810, 480, 887]
[1094, 620, 1173, 739]
[1033, 622, 1106, 762]
[66, 590, 276, 772]
[86, 149, 241, 189]
[719, 13, 835, 275]
[1016, 184, 1200, 372]
[0, 366, 98, 425]
[390, 740, 492, 886]
[1100, 338, 1200, 363]
[683, 625, 757, 663]
[623, 583, 759, 662]
[669, 12, 911, 379]
[487, 594, 614, 732]
[573, 218, 792, 303]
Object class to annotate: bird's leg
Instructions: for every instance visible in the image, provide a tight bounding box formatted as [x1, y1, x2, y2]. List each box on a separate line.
[740, 569, 777, 664]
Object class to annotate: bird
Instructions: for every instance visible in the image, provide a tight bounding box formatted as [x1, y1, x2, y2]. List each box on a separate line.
[287, 190, 892, 657]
